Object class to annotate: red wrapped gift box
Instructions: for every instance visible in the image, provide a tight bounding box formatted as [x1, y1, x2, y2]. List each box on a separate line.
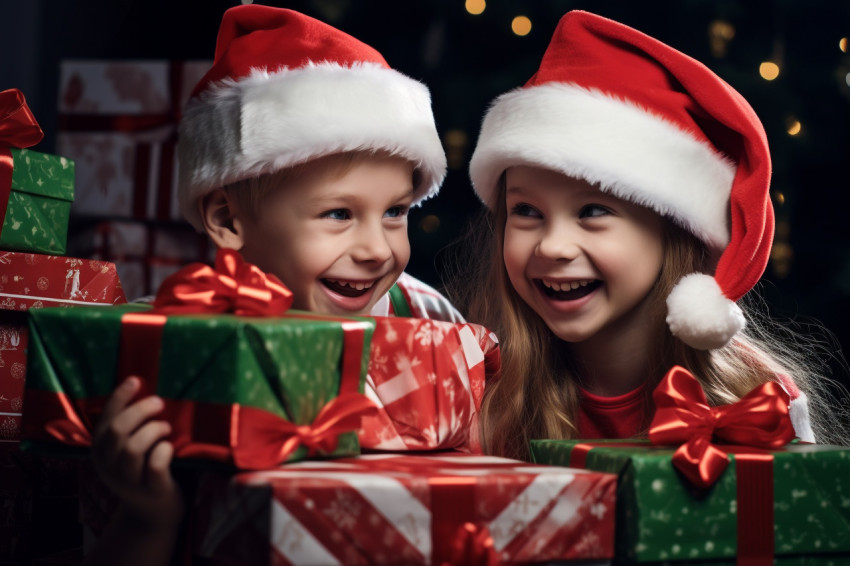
[57, 59, 210, 221]
[192, 453, 616, 565]
[360, 317, 499, 454]
[0, 251, 125, 563]
[0, 250, 126, 443]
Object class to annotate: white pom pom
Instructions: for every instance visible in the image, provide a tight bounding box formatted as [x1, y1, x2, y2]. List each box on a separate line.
[665, 273, 745, 350]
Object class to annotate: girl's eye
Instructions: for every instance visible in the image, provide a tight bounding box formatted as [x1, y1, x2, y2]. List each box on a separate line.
[510, 203, 542, 218]
[580, 204, 611, 218]
[385, 205, 408, 219]
[322, 209, 350, 221]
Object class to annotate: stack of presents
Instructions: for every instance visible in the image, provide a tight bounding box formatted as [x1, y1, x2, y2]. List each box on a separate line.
[2, 61, 850, 565]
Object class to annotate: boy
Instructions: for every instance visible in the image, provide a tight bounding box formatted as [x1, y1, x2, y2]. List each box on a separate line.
[84, 6, 459, 565]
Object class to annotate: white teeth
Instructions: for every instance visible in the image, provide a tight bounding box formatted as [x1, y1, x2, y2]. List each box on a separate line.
[327, 279, 375, 290]
[542, 278, 593, 291]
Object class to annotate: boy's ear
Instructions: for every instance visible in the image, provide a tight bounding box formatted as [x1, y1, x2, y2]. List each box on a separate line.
[198, 189, 246, 250]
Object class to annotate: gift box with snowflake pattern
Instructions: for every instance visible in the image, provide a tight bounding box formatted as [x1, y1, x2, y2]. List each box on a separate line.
[192, 452, 616, 565]
[530, 438, 850, 564]
[359, 316, 499, 455]
[21, 303, 375, 467]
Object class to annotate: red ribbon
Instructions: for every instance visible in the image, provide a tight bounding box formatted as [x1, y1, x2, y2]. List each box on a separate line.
[30, 249, 373, 469]
[649, 365, 795, 489]
[649, 365, 795, 565]
[441, 522, 500, 566]
[152, 248, 293, 316]
[231, 393, 377, 470]
[0, 88, 44, 233]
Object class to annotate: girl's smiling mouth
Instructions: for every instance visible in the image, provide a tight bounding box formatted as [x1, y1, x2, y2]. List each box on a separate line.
[537, 278, 601, 300]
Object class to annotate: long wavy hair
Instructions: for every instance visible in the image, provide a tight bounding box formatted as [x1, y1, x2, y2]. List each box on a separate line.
[448, 177, 850, 460]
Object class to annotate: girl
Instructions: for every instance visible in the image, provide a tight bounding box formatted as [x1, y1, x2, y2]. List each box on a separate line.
[459, 10, 849, 460]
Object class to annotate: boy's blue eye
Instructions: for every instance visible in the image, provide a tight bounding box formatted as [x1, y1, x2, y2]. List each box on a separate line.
[580, 204, 611, 218]
[510, 203, 541, 218]
[323, 209, 350, 221]
[385, 205, 408, 218]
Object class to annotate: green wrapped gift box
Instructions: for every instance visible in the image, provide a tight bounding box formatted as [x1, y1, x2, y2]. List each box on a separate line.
[1, 147, 74, 254]
[530, 439, 850, 564]
[22, 303, 375, 468]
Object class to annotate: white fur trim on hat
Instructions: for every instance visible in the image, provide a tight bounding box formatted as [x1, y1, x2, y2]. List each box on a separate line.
[666, 273, 745, 350]
[178, 62, 447, 230]
[469, 83, 736, 251]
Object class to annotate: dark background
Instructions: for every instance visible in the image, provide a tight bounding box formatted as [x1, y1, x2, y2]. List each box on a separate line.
[3, 0, 850, 392]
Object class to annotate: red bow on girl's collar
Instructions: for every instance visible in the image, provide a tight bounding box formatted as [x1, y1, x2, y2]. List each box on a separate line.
[649, 365, 795, 489]
[153, 248, 293, 316]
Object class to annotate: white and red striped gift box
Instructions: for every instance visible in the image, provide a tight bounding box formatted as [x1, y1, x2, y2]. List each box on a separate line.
[193, 453, 615, 565]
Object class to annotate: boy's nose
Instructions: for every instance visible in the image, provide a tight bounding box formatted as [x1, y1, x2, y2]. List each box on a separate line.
[350, 221, 393, 264]
[535, 222, 581, 261]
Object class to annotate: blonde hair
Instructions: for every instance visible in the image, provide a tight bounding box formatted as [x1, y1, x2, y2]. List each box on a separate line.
[450, 177, 850, 460]
[222, 150, 419, 220]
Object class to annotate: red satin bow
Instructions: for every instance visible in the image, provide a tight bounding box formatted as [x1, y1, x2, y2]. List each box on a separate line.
[0, 88, 43, 148]
[153, 248, 293, 315]
[649, 365, 795, 489]
[441, 523, 500, 566]
[232, 392, 377, 470]
[1, 89, 45, 229]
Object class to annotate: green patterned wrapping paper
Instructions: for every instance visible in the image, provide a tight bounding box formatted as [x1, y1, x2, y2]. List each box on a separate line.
[530, 439, 850, 564]
[23, 303, 375, 464]
[1, 147, 74, 254]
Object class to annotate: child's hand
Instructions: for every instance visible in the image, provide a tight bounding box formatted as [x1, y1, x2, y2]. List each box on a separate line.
[90, 376, 184, 527]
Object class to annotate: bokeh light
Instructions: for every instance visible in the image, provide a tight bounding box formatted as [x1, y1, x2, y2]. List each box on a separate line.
[511, 16, 532, 36]
[786, 119, 802, 136]
[419, 215, 441, 233]
[759, 61, 780, 80]
[465, 0, 485, 16]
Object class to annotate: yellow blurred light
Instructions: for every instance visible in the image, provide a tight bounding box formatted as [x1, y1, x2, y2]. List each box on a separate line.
[420, 215, 441, 233]
[776, 192, 786, 205]
[511, 16, 532, 36]
[759, 61, 780, 81]
[465, 0, 485, 15]
[840, 37, 848, 52]
[708, 20, 736, 58]
[786, 119, 802, 136]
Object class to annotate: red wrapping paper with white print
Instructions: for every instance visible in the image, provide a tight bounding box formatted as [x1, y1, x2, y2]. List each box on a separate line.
[192, 453, 616, 565]
[358, 318, 499, 454]
[0, 251, 126, 442]
[57, 60, 210, 220]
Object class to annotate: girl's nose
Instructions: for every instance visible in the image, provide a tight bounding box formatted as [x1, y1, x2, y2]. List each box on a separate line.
[535, 222, 581, 261]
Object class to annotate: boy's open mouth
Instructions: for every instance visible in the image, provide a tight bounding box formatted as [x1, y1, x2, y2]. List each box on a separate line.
[537, 278, 601, 301]
[322, 278, 376, 298]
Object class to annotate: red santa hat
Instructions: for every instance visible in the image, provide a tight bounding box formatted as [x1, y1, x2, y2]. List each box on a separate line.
[469, 10, 774, 351]
[178, 5, 446, 230]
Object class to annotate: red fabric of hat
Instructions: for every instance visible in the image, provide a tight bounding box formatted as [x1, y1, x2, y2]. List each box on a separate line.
[178, 5, 446, 231]
[470, 10, 774, 350]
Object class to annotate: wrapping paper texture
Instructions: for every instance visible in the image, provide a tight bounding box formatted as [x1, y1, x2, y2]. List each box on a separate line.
[192, 453, 617, 565]
[360, 317, 499, 454]
[1, 148, 74, 255]
[530, 439, 850, 563]
[0, 251, 126, 443]
[22, 304, 375, 466]
[57, 60, 209, 220]
[67, 217, 213, 300]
